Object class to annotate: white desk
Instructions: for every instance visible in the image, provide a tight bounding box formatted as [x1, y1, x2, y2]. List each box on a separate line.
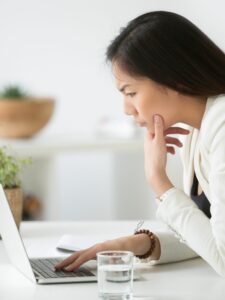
[0, 221, 224, 300]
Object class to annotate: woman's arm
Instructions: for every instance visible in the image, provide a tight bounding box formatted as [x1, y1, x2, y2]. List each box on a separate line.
[154, 106, 225, 277]
[156, 185, 225, 276]
[55, 226, 199, 271]
[54, 233, 160, 271]
[143, 114, 225, 275]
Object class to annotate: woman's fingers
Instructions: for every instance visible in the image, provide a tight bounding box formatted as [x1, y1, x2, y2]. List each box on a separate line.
[164, 127, 190, 136]
[163, 126, 189, 153]
[55, 251, 80, 269]
[153, 114, 165, 141]
[167, 146, 175, 154]
[55, 244, 103, 271]
[165, 136, 183, 147]
[63, 246, 98, 271]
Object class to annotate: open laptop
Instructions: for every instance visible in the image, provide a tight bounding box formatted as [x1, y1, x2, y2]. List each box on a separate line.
[0, 184, 97, 284]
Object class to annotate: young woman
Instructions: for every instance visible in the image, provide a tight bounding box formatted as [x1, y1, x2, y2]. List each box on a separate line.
[55, 11, 225, 276]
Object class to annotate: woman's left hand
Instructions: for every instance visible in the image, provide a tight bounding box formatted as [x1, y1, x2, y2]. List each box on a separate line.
[144, 114, 189, 197]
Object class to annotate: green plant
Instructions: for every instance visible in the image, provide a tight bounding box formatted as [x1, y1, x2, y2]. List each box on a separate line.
[0, 147, 32, 189]
[0, 85, 28, 99]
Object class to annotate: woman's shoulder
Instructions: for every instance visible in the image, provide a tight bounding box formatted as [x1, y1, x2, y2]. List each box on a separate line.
[200, 94, 225, 148]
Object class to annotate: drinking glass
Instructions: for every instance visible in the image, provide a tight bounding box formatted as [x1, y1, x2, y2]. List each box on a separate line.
[97, 250, 134, 300]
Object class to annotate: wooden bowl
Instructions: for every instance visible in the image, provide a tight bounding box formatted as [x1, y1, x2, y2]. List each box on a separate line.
[0, 98, 55, 138]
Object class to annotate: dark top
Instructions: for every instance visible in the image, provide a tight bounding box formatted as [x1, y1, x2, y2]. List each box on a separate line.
[190, 172, 211, 219]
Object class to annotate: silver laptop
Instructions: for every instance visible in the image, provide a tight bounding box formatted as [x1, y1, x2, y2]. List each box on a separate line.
[0, 184, 97, 284]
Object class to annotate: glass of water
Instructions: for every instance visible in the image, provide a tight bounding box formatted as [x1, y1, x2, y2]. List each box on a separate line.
[97, 250, 134, 300]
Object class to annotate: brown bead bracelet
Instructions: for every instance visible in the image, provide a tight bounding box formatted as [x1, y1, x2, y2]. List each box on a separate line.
[134, 229, 156, 259]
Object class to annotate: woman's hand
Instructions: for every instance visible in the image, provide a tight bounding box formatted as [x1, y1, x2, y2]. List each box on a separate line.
[164, 125, 190, 155]
[55, 237, 129, 272]
[144, 114, 190, 196]
[54, 234, 153, 271]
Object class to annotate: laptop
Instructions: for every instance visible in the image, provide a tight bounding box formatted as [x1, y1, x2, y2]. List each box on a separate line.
[0, 184, 97, 284]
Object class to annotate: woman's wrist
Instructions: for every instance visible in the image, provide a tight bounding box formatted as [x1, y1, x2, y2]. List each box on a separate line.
[150, 234, 161, 260]
[105, 233, 161, 261]
[149, 173, 174, 198]
[126, 233, 161, 260]
[133, 233, 161, 260]
[132, 233, 151, 256]
[111, 234, 150, 255]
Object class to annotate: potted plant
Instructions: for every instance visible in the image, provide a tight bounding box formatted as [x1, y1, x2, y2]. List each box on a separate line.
[0, 84, 55, 138]
[0, 146, 31, 229]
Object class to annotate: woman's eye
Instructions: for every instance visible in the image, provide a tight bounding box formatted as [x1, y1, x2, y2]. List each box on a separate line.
[126, 92, 136, 98]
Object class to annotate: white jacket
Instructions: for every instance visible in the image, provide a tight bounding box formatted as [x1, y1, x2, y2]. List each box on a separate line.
[151, 94, 225, 277]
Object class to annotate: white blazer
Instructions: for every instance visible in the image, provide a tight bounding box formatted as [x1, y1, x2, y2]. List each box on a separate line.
[150, 94, 225, 277]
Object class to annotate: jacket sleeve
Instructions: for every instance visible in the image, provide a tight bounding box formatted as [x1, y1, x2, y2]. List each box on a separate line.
[150, 227, 199, 264]
[155, 125, 225, 277]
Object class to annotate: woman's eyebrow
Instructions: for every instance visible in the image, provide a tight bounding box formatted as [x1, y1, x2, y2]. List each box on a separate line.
[119, 84, 131, 92]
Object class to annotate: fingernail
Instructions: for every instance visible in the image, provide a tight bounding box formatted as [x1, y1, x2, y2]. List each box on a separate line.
[154, 115, 160, 123]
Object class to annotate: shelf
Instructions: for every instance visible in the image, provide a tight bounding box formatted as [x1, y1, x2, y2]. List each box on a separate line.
[0, 134, 143, 158]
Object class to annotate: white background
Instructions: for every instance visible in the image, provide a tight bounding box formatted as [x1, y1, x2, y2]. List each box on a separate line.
[0, 0, 224, 220]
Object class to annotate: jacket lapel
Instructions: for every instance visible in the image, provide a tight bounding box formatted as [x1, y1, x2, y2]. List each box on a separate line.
[182, 97, 214, 200]
[194, 135, 210, 200]
[182, 126, 198, 196]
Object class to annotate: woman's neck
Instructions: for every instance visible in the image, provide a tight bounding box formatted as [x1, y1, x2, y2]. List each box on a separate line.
[178, 95, 207, 130]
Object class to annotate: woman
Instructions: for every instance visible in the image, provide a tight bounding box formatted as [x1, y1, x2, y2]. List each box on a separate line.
[55, 11, 225, 276]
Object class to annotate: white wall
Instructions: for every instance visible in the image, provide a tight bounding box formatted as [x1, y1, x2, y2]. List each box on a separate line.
[0, 0, 225, 220]
[0, 0, 224, 136]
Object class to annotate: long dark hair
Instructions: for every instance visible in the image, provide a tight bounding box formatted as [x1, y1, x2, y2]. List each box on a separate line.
[106, 11, 225, 97]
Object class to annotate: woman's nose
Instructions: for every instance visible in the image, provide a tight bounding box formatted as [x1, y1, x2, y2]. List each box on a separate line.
[123, 100, 137, 116]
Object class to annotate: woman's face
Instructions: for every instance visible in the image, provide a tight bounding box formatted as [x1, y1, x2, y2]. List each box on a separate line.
[113, 63, 179, 134]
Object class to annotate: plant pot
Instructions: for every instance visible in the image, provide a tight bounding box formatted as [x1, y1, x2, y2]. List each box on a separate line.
[4, 187, 23, 230]
[0, 98, 55, 138]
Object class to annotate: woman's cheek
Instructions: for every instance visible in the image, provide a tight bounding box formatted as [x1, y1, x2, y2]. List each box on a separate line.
[146, 120, 154, 134]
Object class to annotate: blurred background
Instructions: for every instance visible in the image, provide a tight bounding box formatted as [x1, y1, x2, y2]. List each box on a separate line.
[0, 0, 224, 222]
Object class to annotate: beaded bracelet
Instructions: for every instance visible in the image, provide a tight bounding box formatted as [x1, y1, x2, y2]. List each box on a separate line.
[134, 229, 156, 259]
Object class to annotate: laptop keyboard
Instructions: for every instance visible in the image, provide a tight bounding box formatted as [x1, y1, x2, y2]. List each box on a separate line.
[30, 258, 95, 279]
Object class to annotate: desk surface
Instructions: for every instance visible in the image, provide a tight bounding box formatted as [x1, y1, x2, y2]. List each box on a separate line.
[0, 221, 224, 300]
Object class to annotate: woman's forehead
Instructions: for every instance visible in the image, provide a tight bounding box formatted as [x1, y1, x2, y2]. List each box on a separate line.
[112, 63, 143, 89]
[112, 63, 133, 82]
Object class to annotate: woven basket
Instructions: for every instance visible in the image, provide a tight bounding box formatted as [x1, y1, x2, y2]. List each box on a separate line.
[4, 188, 23, 229]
